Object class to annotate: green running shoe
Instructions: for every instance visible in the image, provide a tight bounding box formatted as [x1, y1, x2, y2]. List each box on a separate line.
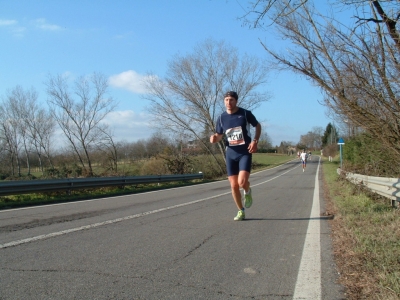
[234, 210, 245, 221]
[244, 188, 253, 208]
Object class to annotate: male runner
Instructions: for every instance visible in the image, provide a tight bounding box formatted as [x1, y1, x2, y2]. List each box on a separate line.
[210, 91, 261, 221]
[300, 149, 307, 172]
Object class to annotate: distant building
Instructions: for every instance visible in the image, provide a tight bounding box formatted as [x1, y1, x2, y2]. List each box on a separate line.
[187, 140, 199, 149]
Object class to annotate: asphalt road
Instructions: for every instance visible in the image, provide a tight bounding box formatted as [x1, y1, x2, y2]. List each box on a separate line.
[0, 157, 345, 299]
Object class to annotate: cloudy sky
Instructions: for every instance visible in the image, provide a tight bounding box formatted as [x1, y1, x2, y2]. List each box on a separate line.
[0, 0, 339, 146]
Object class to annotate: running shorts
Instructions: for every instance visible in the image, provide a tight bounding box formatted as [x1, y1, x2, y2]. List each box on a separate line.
[225, 147, 252, 176]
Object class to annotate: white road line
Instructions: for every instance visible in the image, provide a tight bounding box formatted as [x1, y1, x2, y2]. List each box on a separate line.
[0, 159, 296, 214]
[0, 195, 223, 249]
[2, 158, 323, 297]
[252, 165, 298, 187]
[0, 181, 223, 213]
[0, 161, 299, 250]
[293, 157, 322, 299]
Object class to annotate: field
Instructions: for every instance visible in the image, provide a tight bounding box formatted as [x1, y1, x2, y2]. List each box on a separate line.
[252, 152, 297, 169]
[0, 153, 295, 209]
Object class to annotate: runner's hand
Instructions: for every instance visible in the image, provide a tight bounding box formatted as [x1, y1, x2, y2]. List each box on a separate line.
[210, 134, 219, 143]
[248, 141, 258, 153]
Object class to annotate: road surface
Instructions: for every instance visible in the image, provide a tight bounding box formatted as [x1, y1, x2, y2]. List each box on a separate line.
[0, 157, 344, 299]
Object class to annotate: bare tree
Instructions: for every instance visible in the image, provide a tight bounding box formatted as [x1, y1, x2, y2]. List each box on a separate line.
[7, 86, 35, 175]
[300, 126, 323, 150]
[0, 108, 21, 176]
[143, 39, 270, 172]
[146, 132, 173, 158]
[27, 107, 56, 172]
[277, 140, 292, 154]
[132, 140, 148, 160]
[241, 0, 309, 29]
[4, 86, 56, 174]
[0, 87, 29, 176]
[46, 73, 117, 177]
[258, 130, 273, 151]
[94, 127, 118, 174]
[242, 1, 400, 157]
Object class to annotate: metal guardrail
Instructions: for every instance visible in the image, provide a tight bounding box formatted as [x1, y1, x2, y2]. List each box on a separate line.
[337, 168, 400, 208]
[0, 173, 204, 197]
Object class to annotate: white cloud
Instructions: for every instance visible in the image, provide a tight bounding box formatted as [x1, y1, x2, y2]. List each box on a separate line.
[34, 18, 62, 31]
[103, 110, 155, 142]
[114, 31, 133, 40]
[0, 18, 62, 37]
[0, 19, 25, 37]
[108, 70, 155, 94]
[0, 19, 17, 26]
[11, 26, 26, 37]
[51, 110, 156, 149]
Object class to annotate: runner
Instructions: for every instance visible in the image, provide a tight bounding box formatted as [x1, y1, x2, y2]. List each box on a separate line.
[300, 149, 307, 172]
[210, 91, 261, 221]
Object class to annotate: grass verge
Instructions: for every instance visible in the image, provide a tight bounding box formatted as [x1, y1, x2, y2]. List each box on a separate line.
[0, 180, 209, 210]
[0, 153, 295, 210]
[322, 158, 400, 300]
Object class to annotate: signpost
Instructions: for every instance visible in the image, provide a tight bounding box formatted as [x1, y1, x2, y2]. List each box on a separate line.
[337, 138, 345, 168]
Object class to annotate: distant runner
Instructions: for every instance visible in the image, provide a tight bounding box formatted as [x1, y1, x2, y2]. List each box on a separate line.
[300, 149, 307, 172]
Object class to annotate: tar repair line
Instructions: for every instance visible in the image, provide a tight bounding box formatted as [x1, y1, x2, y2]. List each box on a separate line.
[293, 157, 322, 299]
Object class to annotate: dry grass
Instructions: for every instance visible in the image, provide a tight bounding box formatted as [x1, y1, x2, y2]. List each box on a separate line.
[322, 159, 400, 300]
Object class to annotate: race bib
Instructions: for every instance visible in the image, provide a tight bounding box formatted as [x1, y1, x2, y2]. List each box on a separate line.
[226, 126, 245, 146]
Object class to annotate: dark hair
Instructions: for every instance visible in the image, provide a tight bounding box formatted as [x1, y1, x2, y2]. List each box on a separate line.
[224, 91, 238, 100]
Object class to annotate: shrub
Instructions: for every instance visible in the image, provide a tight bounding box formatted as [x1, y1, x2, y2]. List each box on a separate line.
[343, 133, 400, 177]
[140, 158, 169, 175]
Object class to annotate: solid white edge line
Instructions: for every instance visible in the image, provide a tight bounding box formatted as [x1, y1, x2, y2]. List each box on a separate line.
[293, 157, 322, 299]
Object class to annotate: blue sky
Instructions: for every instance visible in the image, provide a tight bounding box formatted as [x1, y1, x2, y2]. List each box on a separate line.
[0, 0, 333, 147]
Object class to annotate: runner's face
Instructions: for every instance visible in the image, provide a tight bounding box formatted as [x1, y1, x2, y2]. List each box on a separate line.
[224, 96, 237, 111]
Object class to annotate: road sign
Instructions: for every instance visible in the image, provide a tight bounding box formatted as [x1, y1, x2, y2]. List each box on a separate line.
[338, 138, 344, 168]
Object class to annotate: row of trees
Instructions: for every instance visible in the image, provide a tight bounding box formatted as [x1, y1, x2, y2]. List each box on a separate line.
[0, 124, 277, 179]
[0, 76, 325, 179]
[0, 73, 118, 177]
[9, 0, 392, 177]
[0, 39, 277, 178]
[0, 86, 55, 177]
[241, 0, 400, 166]
[0, 67, 332, 180]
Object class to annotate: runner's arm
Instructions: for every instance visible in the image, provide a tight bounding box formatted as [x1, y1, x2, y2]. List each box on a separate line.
[248, 123, 261, 153]
[210, 133, 223, 144]
[253, 123, 261, 143]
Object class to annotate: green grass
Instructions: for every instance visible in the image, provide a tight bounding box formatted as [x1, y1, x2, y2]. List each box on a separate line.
[252, 153, 296, 169]
[322, 157, 400, 299]
[0, 153, 295, 209]
[0, 180, 208, 210]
